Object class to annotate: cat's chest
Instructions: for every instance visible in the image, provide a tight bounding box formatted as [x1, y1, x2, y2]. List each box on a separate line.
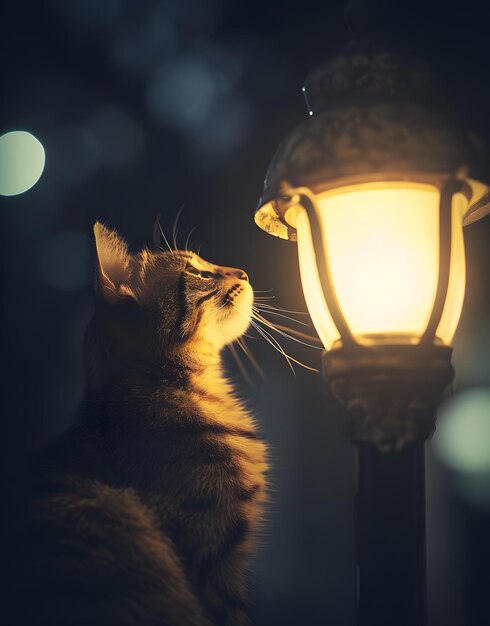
[193, 398, 267, 530]
[145, 385, 268, 572]
[194, 390, 267, 468]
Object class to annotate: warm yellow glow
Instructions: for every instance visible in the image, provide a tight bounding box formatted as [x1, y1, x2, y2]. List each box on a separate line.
[436, 192, 466, 344]
[287, 182, 467, 349]
[295, 208, 340, 350]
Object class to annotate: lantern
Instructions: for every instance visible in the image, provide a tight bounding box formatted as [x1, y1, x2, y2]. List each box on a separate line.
[255, 39, 490, 450]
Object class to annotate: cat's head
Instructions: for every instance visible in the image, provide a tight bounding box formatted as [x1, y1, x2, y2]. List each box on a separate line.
[92, 222, 253, 369]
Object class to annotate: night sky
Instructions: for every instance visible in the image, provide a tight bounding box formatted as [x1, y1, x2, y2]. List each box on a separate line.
[1, 1, 489, 625]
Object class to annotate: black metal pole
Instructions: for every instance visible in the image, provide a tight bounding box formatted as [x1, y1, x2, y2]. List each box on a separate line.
[355, 443, 427, 626]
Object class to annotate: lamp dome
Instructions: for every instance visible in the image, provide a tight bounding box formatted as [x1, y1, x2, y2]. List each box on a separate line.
[255, 38, 490, 240]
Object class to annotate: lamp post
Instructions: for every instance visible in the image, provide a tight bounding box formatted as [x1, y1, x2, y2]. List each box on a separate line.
[254, 38, 489, 626]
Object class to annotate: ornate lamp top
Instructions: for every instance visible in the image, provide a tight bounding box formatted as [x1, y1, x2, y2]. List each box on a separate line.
[255, 38, 490, 240]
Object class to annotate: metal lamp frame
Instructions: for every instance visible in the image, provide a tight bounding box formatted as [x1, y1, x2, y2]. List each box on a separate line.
[280, 177, 471, 450]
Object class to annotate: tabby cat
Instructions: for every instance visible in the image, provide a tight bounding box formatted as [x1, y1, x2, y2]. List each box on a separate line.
[4, 222, 268, 626]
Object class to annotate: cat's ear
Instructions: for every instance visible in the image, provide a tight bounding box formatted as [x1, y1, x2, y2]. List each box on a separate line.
[93, 222, 138, 304]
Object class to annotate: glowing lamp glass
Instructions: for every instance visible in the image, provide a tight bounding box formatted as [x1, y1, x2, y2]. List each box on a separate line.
[285, 182, 467, 350]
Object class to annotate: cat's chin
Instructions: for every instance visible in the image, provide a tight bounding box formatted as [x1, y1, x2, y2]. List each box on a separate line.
[224, 309, 252, 345]
[209, 288, 253, 348]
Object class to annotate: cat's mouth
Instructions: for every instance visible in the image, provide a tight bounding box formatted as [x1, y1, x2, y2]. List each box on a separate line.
[224, 283, 247, 307]
[210, 281, 252, 345]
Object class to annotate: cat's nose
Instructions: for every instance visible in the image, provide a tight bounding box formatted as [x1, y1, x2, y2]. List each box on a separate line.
[237, 270, 249, 282]
[222, 267, 249, 282]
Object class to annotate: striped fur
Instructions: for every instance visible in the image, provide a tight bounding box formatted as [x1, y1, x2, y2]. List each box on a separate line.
[3, 224, 267, 626]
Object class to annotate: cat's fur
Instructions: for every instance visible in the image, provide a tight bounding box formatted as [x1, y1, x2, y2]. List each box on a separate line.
[3, 223, 267, 626]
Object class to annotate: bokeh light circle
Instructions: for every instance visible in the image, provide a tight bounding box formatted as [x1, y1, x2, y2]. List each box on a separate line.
[0, 130, 46, 196]
[433, 388, 490, 474]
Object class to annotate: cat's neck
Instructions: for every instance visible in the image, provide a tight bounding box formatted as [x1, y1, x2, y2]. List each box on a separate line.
[84, 321, 253, 429]
[88, 341, 238, 408]
[188, 351, 254, 430]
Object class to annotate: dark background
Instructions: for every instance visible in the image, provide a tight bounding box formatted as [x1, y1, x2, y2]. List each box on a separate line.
[1, 1, 489, 624]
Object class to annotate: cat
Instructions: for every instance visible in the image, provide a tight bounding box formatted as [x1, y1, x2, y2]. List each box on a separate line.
[3, 222, 268, 626]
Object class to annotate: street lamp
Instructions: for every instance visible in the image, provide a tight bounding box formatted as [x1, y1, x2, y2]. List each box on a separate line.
[254, 38, 489, 626]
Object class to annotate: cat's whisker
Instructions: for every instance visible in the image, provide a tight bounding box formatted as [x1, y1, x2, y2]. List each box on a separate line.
[208, 301, 229, 318]
[256, 329, 319, 373]
[228, 343, 255, 387]
[253, 321, 316, 374]
[232, 303, 319, 373]
[252, 311, 322, 351]
[172, 205, 185, 250]
[253, 302, 309, 315]
[184, 225, 198, 253]
[248, 318, 296, 375]
[236, 337, 267, 381]
[153, 215, 173, 253]
[232, 303, 296, 373]
[252, 305, 310, 327]
[252, 309, 307, 336]
[260, 321, 323, 347]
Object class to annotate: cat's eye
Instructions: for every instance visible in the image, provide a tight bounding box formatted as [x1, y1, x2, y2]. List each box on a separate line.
[185, 266, 214, 279]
